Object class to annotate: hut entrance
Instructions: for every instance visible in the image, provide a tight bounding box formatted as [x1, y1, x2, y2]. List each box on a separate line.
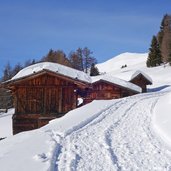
[44, 87, 60, 115]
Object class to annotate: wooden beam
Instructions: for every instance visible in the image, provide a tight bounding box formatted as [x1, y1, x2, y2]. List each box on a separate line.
[58, 87, 62, 113]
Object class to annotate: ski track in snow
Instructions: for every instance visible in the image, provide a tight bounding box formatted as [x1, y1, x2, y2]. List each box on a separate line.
[48, 92, 171, 171]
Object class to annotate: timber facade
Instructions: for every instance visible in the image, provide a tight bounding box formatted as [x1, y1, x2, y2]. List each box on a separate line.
[130, 73, 152, 93]
[84, 80, 137, 104]
[4, 70, 88, 134]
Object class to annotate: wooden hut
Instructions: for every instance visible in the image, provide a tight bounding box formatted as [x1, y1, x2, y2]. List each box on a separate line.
[130, 71, 152, 93]
[2, 62, 90, 134]
[84, 75, 142, 104]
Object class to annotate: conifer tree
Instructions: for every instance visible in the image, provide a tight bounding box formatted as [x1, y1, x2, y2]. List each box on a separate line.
[157, 14, 171, 62]
[76, 48, 84, 71]
[168, 53, 171, 66]
[147, 36, 162, 67]
[24, 59, 36, 67]
[42, 49, 72, 67]
[69, 51, 83, 71]
[2, 62, 12, 81]
[69, 47, 97, 72]
[158, 14, 167, 46]
[82, 47, 97, 73]
[12, 63, 23, 77]
[90, 63, 100, 76]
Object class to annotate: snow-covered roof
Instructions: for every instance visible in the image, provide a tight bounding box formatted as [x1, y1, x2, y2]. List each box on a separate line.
[8, 62, 142, 93]
[91, 75, 142, 93]
[11, 62, 91, 83]
[131, 70, 152, 83]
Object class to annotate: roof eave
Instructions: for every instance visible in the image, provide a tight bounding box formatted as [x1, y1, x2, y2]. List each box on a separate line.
[92, 79, 141, 93]
[2, 69, 90, 89]
[130, 73, 152, 85]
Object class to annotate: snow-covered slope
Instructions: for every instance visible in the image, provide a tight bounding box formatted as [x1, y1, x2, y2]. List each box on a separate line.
[153, 91, 171, 146]
[97, 52, 148, 73]
[97, 52, 171, 90]
[1, 90, 171, 171]
[1, 52, 171, 171]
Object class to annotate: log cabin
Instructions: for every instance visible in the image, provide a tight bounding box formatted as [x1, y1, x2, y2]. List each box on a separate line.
[2, 62, 90, 134]
[1, 63, 143, 134]
[83, 75, 142, 104]
[130, 70, 152, 93]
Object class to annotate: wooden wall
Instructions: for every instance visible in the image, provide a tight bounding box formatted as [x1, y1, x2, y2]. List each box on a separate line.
[9, 73, 139, 134]
[11, 73, 80, 134]
[84, 81, 137, 104]
[14, 74, 77, 115]
[12, 114, 57, 134]
[84, 81, 122, 104]
[130, 75, 149, 92]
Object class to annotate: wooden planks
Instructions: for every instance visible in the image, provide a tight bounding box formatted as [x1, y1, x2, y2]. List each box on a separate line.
[130, 75, 148, 92]
[14, 74, 78, 115]
[12, 114, 57, 134]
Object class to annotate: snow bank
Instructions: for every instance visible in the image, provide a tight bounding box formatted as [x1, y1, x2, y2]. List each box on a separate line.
[43, 99, 118, 136]
[92, 75, 142, 93]
[0, 109, 14, 138]
[153, 92, 171, 146]
[0, 129, 51, 171]
[0, 99, 119, 171]
[11, 62, 91, 83]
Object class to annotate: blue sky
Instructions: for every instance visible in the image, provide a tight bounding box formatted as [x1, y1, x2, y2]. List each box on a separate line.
[0, 0, 171, 73]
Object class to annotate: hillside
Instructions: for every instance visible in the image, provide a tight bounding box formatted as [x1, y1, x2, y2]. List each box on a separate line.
[0, 52, 171, 171]
[97, 52, 171, 90]
[97, 52, 148, 73]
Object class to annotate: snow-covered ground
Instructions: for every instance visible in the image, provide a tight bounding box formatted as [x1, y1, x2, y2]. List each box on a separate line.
[153, 91, 171, 147]
[0, 109, 14, 138]
[0, 52, 171, 171]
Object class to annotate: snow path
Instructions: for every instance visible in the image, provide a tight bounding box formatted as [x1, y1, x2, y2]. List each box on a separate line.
[49, 92, 171, 171]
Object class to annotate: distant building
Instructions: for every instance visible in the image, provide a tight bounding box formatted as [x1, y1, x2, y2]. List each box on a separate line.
[84, 75, 141, 104]
[130, 70, 152, 92]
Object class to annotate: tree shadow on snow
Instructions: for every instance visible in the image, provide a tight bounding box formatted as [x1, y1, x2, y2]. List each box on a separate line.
[148, 85, 171, 92]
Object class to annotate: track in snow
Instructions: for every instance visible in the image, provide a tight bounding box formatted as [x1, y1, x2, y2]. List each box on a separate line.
[49, 92, 171, 171]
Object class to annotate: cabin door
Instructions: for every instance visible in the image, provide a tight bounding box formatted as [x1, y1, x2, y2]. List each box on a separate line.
[26, 88, 44, 114]
[42, 86, 76, 115]
[62, 87, 76, 113]
[44, 87, 59, 114]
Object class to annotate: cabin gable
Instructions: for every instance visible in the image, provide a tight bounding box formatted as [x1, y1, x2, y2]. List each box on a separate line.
[130, 73, 152, 92]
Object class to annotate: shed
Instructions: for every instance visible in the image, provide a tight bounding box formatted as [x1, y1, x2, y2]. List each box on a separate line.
[130, 70, 152, 92]
[84, 75, 142, 104]
[2, 62, 90, 134]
